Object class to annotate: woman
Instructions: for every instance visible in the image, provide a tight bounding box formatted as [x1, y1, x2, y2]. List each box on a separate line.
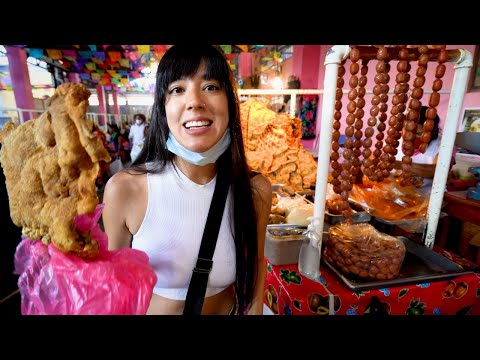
[395, 106, 444, 178]
[106, 123, 120, 158]
[102, 45, 271, 315]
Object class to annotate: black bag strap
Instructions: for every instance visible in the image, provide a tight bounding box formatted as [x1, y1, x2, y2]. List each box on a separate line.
[183, 166, 230, 315]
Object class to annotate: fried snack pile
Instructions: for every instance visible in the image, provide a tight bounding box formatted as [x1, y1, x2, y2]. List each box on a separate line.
[0, 83, 111, 259]
[240, 98, 317, 190]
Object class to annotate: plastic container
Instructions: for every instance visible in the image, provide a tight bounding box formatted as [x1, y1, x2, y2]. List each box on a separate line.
[452, 153, 480, 179]
[265, 225, 307, 265]
[298, 218, 321, 281]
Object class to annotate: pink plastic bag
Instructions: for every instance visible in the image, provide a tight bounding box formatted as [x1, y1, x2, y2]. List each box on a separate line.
[14, 204, 157, 315]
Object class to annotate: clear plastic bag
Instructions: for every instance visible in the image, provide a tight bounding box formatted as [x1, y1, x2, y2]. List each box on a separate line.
[349, 179, 429, 221]
[324, 223, 406, 281]
[14, 204, 157, 315]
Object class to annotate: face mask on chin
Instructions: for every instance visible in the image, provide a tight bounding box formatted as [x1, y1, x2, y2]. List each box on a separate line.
[166, 130, 231, 166]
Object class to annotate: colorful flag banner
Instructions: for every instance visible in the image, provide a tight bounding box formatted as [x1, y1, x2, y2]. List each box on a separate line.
[28, 48, 44, 59]
[108, 51, 122, 61]
[85, 62, 96, 71]
[93, 51, 106, 61]
[136, 45, 150, 53]
[46, 49, 62, 60]
[119, 59, 130, 67]
[130, 71, 141, 79]
[79, 50, 93, 59]
[127, 51, 138, 61]
[63, 50, 77, 59]
[154, 45, 167, 53]
[107, 70, 121, 78]
[236, 45, 249, 52]
[220, 45, 232, 54]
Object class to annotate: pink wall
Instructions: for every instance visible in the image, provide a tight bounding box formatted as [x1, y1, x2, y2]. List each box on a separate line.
[293, 45, 322, 88]
[457, 45, 480, 129]
[282, 57, 293, 82]
[293, 45, 304, 81]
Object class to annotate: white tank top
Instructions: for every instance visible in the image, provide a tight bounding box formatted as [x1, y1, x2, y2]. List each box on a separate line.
[132, 161, 236, 300]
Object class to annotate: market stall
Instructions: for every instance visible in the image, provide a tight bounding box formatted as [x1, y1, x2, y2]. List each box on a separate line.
[263, 45, 480, 315]
[263, 248, 480, 315]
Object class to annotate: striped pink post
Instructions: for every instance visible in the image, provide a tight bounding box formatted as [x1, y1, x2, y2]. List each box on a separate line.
[5, 46, 35, 121]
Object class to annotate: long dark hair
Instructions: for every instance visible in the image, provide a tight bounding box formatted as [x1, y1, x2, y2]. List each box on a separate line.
[418, 106, 440, 140]
[130, 45, 258, 314]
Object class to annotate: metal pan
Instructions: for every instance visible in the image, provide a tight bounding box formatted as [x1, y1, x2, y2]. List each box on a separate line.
[324, 210, 372, 225]
[322, 236, 474, 291]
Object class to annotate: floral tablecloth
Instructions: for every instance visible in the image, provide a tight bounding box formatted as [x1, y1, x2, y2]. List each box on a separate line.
[264, 247, 480, 315]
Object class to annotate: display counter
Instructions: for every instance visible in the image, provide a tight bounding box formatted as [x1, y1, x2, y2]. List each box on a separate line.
[263, 247, 480, 315]
[438, 191, 480, 264]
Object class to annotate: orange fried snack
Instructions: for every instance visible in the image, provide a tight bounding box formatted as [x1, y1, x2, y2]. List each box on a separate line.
[240, 98, 317, 190]
[0, 83, 111, 259]
[349, 179, 428, 221]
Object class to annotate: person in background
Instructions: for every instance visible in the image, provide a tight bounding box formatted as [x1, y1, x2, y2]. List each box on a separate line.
[129, 113, 147, 162]
[106, 123, 120, 159]
[102, 45, 271, 315]
[395, 105, 455, 187]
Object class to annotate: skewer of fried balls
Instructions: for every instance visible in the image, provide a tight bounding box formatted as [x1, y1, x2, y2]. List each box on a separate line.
[329, 45, 448, 220]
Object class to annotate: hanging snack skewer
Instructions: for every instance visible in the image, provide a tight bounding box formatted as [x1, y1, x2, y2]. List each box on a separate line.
[313, 45, 473, 252]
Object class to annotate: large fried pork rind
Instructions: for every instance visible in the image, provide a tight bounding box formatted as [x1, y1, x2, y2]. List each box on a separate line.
[0, 83, 111, 259]
[240, 98, 317, 190]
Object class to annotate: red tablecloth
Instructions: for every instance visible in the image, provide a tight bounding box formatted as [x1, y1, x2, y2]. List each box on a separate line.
[264, 247, 480, 315]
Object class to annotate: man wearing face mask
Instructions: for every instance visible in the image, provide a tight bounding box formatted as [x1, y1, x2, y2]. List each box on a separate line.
[129, 114, 147, 162]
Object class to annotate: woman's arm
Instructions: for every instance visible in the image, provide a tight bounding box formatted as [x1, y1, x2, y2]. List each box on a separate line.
[102, 171, 141, 250]
[248, 174, 272, 315]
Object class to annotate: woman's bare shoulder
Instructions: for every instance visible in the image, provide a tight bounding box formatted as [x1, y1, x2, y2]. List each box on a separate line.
[104, 168, 147, 199]
[250, 173, 272, 206]
[250, 173, 271, 193]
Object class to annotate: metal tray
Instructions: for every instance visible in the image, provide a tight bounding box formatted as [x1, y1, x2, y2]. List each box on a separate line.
[267, 223, 330, 236]
[324, 210, 372, 225]
[322, 236, 474, 291]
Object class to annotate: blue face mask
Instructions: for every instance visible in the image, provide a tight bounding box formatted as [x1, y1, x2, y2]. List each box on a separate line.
[166, 130, 231, 166]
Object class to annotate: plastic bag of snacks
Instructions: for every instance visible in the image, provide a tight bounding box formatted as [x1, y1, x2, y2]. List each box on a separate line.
[14, 204, 157, 315]
[323, 223, 406, 281]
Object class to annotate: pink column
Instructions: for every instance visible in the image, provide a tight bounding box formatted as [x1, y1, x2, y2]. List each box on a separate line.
[96, 84, 107, 125]
[111, 89, 120, 116]
[67, 72, 80, 83]
[6, 46, 36, 122]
